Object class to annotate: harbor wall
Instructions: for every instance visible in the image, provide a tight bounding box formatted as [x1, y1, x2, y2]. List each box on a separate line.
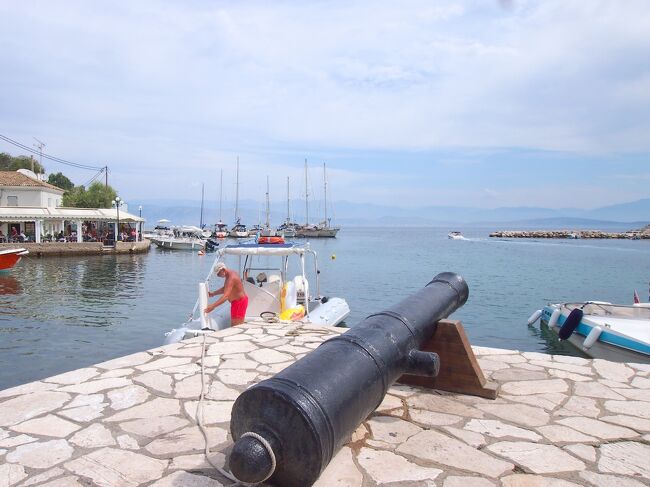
[0, 240, 151, 256]
[490, 230, 649, 239]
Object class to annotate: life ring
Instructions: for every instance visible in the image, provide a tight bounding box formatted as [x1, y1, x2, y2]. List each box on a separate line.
[558, 308, 583, 340]
[258, 236, 285, 244]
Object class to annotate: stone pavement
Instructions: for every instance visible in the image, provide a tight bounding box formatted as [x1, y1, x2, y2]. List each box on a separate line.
[1, 323, 649, 486]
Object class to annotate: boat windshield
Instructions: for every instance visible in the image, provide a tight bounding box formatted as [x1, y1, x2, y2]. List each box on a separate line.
[563, 302, 650, 320]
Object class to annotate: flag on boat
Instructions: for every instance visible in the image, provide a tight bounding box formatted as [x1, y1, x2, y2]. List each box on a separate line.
[634, 289, 640, 304]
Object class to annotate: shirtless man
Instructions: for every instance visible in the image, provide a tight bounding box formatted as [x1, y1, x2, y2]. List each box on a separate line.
[204, 262, 249, 325]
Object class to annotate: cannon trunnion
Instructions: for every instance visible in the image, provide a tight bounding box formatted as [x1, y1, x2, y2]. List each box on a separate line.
[229, 272, 469, 486]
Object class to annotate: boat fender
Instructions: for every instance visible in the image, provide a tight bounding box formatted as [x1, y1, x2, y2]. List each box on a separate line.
[583, 326, 602, 350]
[527, 309, 542, 325]
[548, 308, 562, 328]
[321, 296, 329, 304]
[558, 308, 583, 340]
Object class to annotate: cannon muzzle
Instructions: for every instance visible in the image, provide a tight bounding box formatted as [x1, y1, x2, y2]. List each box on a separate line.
[229, 272, 468, 486]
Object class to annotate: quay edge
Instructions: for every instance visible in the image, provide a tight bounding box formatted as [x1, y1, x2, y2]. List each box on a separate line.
[0, 239, 151, 256]
[0, 323, 649, 486]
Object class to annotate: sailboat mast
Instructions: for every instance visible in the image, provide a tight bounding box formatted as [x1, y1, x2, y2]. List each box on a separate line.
[305, 159, 309, 225]
[286, 176, 291, 223]
[323, 163, 327, 225]
[235, 157, 240, 220]
[200, 183, 205, 228]
[219, 169, 223, 222]
[265, 176, 270, 229]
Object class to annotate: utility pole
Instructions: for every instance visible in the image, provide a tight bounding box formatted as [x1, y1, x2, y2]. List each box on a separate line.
[105, 166, 108, 187]
[33, 137, 46, 173]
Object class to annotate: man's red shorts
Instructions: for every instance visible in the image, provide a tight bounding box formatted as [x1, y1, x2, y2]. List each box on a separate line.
[230, 295, 249, 321]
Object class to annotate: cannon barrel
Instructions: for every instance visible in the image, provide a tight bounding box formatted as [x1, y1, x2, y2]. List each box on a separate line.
[229, 272, 469, 486]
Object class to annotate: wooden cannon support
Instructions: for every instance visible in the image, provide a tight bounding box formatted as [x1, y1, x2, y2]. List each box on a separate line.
[399, 319, 499, 399]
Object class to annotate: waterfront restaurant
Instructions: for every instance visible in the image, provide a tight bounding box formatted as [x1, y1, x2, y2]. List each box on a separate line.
[0, 169, 144, 244]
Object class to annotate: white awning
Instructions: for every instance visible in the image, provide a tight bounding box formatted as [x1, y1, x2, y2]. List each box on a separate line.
[0, 206, 145, 223]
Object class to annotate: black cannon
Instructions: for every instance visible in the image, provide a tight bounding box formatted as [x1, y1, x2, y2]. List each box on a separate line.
[229, 272, 469, 486]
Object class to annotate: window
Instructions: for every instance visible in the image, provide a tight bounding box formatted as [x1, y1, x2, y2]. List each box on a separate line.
[7, 196, 18, 206]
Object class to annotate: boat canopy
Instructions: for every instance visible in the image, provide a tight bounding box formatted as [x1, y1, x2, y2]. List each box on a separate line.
[218, 243, 309, 257]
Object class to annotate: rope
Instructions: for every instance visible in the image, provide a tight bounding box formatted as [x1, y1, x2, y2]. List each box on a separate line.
[240, 432, 277, 482]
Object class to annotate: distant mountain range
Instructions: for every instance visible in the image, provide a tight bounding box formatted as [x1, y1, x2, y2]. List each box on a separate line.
[128, 197, 650, 230]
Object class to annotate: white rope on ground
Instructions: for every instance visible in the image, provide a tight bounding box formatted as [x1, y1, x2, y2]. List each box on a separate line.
[195, 333, 277, 486]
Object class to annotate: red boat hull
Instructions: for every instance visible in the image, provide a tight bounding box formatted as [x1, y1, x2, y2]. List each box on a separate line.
[258, 236, 285, 244]
[0, 249, 28, 271]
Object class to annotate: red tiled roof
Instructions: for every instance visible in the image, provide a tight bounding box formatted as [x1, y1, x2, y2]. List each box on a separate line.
[0, 171, 65, 192]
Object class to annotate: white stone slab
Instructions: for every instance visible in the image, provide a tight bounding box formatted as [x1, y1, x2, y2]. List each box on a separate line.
[0, 391, 70, 427]
[443, 426, 486, 448]
[552, 355, 590, 366]
[63, 393, 104, 409]
[397, 430, 513, 478]
[574, 381, 625, 400]
[554, 396, 601, 418]
[604, 400, 650, 419]
[207, 341, 258, 355]
[476, 403, 549, 428]
[144, 426, 228, 456]
[99, 368, 134, 379]
[464, 419, 541, 441]
[10, 415, 80, 438]
[0, 463, 27, 486]
[611, 387, 650, 401]
[117, 434, 140, 450]
[600, 414, 650, 432]
[409, 408, 463, 426]
[443, 476, 496, 487]
[133, 371, 173, 394]
[407, 394, 484, 418]
[529, 361, 593, 376]
[357, 447, 442, 484]
[598, 441, 650, 477]
[57, 378, 131, 395]
[593, 360, 634, 382]
[491, 369, 548, 382]
[0, 381, 58, 399]
[0, 434, 37, 448]
[149, 471, 224, 486]
[556, 417, 637, 440]
[105, 397, 181, 422]
[39, 478, 84, 487]
[313, 447, 362, 487]
[564, 444, 596, 462]
[219, 358, 259, 369]
[119, 416, 189, 438]
[174, 375, 206, 398]
[136, 356, 193, 372]
[69, 423, 116, 448]
[215, 369, 258, 385]
[501, 474, 582, 486]
[5, 439, 74, 469]
[537, 425, 598, 443]
[580, 471, 647, 487]
[367, 416, 422, 445]
[21, 467, 65, 486]
[248, 348, 294, 364]
[64, 447, 167, 486]
[57, 403, 106, 422]
[184, 401, 234, 425]
[630, 376, 650, 389]
[168, 452, 226, 471]
[501, 379, 568, 395]
[205, 381, 241, 401]
[43, 368, 99, 385]
[500, 393, 566, 411]
[486, 442, 585, 474]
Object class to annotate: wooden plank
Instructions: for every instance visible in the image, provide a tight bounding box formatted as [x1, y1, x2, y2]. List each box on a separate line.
[398, 319, 498, 399]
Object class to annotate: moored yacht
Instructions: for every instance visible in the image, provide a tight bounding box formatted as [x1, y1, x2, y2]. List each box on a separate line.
[151, 226, 210, 251]
[164, 242, 350, 343]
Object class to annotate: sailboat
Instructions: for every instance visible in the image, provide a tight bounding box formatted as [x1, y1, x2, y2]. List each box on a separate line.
[215, 169, 228, 238]
[296, 161, 340, 238]
[229, 157, 249, 238]
[258, 176, 285, 244]
[277, 176, 298, 238]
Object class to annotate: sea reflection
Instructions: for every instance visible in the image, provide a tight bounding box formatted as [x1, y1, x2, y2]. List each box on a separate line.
[0, 275, 20, 295]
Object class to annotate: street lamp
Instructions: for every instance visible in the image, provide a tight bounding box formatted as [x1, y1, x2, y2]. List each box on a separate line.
[138, 205, 142, 218]
[112, 196, 122, 243]
[138, 206, 143, 241]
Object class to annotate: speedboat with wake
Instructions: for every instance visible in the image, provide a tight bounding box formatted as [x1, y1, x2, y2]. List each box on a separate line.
[164, 242, 350, 344]
[0, 248, 29, 272]
[448, 231, 466, 240]
[528, 300, 650, 364]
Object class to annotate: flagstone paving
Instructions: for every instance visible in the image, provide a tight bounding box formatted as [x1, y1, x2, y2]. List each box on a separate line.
[1, 323, 649, 486]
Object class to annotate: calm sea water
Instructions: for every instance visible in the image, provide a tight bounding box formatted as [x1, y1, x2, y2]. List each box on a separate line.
[1, 227, 649, 390]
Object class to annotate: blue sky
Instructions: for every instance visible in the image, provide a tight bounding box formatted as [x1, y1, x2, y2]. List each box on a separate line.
[1, 0, 649, 209]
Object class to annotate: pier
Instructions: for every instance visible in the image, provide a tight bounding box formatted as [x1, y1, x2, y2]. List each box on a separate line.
[1, 323, 649, 486]
[490, 230, 649, 239]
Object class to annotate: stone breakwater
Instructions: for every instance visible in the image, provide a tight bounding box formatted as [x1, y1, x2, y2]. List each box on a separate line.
[1, 323, 650, 486]
[490, 230, 650, 239]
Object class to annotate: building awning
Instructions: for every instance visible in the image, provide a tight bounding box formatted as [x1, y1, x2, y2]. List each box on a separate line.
[0, 206, 145, 223]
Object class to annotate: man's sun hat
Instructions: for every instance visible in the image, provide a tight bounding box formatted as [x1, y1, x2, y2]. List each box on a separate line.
[215, 262, 226, 273]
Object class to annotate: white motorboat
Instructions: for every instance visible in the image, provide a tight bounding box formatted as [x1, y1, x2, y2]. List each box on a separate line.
[214, 221, 229, 238]
[528, 301, 650, 364]
[164, 242, 350, 344]
[142, 219, 174, 240]
[151, 226, 207, 251]
[448, 231, 465, 240]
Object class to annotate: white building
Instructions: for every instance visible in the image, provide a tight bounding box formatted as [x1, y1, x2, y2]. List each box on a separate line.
[0, 170, 144, 243]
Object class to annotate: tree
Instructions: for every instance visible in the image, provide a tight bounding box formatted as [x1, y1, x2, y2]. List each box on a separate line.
[63, 182, 117, 208]
[47, 172, 74, 191]
[0, 152, 45, 173]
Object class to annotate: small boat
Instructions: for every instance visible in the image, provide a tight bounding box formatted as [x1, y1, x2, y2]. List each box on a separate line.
[214, 221, 229, 239]
[229, 220, 250, 238]
[528, 301, 650, 364]
[448, 231, 465, 240]
[151, 226, 209, 251]
[164, 242, 350, 344]
[142, 219, 174, 240]
[0, 248, 29, 272]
